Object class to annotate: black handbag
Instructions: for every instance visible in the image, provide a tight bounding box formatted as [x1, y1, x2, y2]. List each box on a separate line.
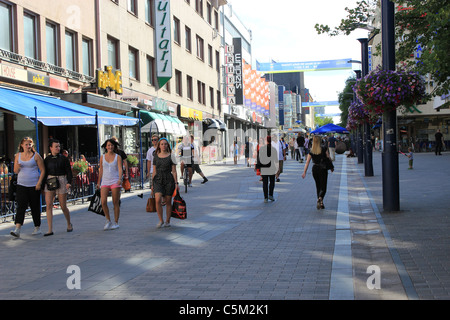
[88, 189, 104, 216]
[46, 176, 60, 191]
[8, 174, 17, 201]
[323, 157, 334, 171]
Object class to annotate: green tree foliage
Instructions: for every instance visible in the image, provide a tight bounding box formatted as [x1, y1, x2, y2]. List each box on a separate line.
[314, 114, 334, 127]
[338, 76, 357, 128]
[315, 0, 450, 99]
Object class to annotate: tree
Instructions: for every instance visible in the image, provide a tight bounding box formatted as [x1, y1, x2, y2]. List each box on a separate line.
[338, 76, 357, 128]
[314, 114, 334, 127]
[315, 0, 450, 102]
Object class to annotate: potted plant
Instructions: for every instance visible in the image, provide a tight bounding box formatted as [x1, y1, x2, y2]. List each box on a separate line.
[72, 160, 88, 174]
[126, 155, 139, 167]
[353, 66, 427, 116]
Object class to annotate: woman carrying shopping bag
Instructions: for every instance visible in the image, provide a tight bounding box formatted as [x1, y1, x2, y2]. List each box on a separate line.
[152, 138, 178, 228]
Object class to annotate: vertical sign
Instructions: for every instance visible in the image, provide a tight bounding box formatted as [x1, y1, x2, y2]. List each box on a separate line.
[232, 38, 243, 105]
[155, 1, 172, 88]
[224, 44, 235, 105]
[278, 85, 285, 126]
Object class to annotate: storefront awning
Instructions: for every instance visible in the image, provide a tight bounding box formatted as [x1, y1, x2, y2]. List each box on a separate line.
[0, 87, 138, 126]
[137, 110, 186, 136]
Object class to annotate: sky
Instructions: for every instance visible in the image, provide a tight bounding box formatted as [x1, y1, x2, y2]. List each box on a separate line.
[227, 0, 371, 121]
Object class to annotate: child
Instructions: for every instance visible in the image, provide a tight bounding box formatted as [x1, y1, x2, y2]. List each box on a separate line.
[407, 147, 414, 169]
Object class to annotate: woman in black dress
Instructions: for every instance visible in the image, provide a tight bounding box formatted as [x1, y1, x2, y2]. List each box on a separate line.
[302, 135, 334, 210]
[152, 138, 178, 228]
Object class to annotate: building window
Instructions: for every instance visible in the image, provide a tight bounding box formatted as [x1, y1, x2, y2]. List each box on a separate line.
[209, 86, 214, 108]
[196, 35, 204, 61]
[129, 46, 139, 80]
[206, 2, 212, 25]
[147, 55, 155, 86]
[24, 12, 38, 59]
[82, 37, 93, 76]
[185, 26, 191, 53]
[186, 75, 193, 100]
[217, 90, 221, 112]
[46, 21, 58, 66]
[197, 80, 205, 105]
[215, 50, 220, 72]
[145, 0, 154, 26]
[175, 70, 182, 96]
[107, 36, 119, 70]
[195, 0, 203, 17]
[65, 30, 76, 71]
[0, 2, 13, 52]
[214, 10, 219, 30]
[208, 44, 213, 67]
[127, 0, 137, 15]
[173, 17, 180, 44]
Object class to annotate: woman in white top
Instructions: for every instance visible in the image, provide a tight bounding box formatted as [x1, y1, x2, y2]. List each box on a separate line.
[10, 137, 45, 238]
[97, 139, 123, 230]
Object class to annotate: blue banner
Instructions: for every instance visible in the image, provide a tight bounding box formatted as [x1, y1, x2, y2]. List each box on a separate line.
[257, 59, 352, 73]
[302, 101, 339, 107]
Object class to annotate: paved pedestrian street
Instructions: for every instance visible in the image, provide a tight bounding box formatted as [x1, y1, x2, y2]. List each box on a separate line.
[0, 152, 449, 303]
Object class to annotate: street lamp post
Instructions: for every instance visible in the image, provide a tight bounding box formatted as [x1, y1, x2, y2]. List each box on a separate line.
[381, 0, 399, 211]
[358, 38, 374, 176]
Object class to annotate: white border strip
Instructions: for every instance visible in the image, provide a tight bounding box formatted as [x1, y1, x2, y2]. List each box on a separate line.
[329, 156, 354, 300]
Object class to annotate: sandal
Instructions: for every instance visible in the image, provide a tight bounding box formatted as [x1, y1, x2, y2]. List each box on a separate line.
[67, 223, 73, 232]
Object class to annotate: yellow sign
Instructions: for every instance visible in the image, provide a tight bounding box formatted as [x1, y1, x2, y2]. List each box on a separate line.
[97, 66, 123, 94]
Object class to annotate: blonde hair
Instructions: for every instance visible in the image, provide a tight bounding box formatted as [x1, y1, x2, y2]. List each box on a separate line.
[310, 136, 323, 155]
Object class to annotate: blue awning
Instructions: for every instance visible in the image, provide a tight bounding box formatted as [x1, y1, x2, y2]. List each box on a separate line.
[0, 87, 138, 126]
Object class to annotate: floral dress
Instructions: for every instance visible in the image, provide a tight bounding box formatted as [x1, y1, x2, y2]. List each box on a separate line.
[152, 152, 176, 197]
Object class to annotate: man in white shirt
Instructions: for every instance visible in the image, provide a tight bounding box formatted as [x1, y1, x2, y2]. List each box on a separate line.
[146, 134, 159, 188]
[190, 135, 208, 184]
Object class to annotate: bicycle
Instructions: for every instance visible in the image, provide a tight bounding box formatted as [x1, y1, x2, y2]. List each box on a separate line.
[183, 165, 189, 193]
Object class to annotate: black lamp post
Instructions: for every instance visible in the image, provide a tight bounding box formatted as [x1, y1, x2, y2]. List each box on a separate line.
[381, 0, 399, 211]
[358, 38, 374, 176]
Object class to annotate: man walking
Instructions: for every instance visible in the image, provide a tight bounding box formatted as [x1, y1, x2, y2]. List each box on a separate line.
[296, 134, 305, 162]
[328, 134, 336, 161]
[435, 129, 444, 155]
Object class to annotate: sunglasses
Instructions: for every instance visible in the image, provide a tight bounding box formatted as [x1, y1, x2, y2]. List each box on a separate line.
[152, 138, 158, 141]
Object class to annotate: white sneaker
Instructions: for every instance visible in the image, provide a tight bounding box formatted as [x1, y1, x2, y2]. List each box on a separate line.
[32, 227, 41, 235]
[10, 228, 20, 238]
[156, 221, 164, 228]
[164, 222, 171, 228]
[110, 222, 120, 230]
[104, 221, 112, 231]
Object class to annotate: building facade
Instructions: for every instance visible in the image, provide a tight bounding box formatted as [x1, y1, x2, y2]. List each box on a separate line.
[0, 0, 229, 164]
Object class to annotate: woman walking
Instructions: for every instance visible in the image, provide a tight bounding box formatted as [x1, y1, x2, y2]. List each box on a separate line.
[97, 139, 123, 230]
[302, 136, 334, 209]
[256, 136, 278, 203]
[43, 139, 73, 236]
[10, 137, 45, 238]
[152, 138, 178, 228]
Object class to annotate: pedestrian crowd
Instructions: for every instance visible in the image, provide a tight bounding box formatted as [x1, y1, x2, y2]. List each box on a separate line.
[9, 133, 210, 237]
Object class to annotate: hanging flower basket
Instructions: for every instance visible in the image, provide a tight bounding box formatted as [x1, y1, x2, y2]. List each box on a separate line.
[348, 100, 378, 125]
[353, 66, 426, 115]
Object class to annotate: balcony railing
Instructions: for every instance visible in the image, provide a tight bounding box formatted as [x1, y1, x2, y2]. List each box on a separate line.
[0, 49, 95, 84]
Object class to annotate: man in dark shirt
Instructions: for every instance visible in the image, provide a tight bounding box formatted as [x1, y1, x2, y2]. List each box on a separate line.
[296, 134, 305, 162]
[435, 129, 444, 155]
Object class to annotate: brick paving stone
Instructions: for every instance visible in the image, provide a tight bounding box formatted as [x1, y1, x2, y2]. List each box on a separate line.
[0, 152, 448, 300]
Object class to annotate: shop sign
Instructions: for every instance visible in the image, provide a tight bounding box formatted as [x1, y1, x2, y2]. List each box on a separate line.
[155, 0, 172, 88]
[224, 38, 244, 106]
[1, 64, 27, 82]
[153, 97, 168, 113]
[97, 66, 123, 94]
[0, 63, 68, 91]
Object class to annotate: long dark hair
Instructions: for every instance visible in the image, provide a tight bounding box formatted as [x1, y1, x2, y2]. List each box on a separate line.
[101, 138, 119, 153]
